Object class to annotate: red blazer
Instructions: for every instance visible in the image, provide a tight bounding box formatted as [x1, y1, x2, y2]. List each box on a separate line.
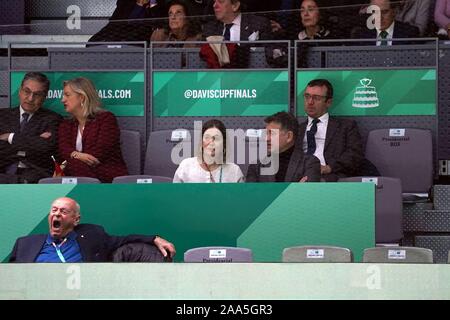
[58, 111, 128, 183]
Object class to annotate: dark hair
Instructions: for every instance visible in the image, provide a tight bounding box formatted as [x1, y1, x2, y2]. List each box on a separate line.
[21, 72, 50, 93]
[264, 112, 299, 140]
[202, 119, 227, 161]
[306, 78, 333, 99]
[300, 0, 328, 28]
[166, 0, 201, 38]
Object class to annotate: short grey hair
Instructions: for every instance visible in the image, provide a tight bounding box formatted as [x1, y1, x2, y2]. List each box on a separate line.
[21, 72, 50, 93]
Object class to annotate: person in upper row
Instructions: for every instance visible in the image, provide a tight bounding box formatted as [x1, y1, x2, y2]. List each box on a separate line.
[297, 0, 333, 40]
[435, 0, 450, 39]
[58, 77, 128, 183]
[88, 0, 167, 43]
[173, 119, 244, 183]
[201, 0, 273, 68]
[352, 0, 420, 45]
[150, 0, 202, 47]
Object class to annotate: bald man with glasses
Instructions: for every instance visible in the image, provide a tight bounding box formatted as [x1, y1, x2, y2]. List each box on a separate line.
[0, 72, 62, 183]
[298, 79, 364, 182]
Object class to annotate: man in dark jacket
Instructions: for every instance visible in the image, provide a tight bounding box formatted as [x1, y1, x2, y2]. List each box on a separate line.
[9, 197, 176, 263]
[246, 111, 321, 183]
[0, 72, 62, 183]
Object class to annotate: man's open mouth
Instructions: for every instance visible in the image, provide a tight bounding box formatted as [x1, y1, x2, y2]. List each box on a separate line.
[52, 220, 61, 228]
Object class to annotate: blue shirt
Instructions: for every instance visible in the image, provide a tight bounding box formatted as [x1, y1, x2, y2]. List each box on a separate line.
[35, 231, 83, 263]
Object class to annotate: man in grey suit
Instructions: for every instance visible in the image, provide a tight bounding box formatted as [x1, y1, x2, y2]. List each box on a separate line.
[299, 79, 364, 182]
[246, 111, 321, 183]
[202, 0, 273, 67]
[0, 72, 62, 183]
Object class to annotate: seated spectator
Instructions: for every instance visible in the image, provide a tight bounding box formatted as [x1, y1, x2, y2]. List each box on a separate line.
[297, 0, 332, 40]
[150, 0, 202, 47]
[0, 72, 62, 184]
[435, 0, 450, 39]
[201, 0, 273, 68]
[88, 0, 166, 43]
[246, 112, 321, 182]
[9, 197, 176, 263]
[173, 119, 244, 183]
[298, 79, 364, 181]
[352, 0, 420, 45]
[396, 0, 432, 36]
[58, 77, 128, 183]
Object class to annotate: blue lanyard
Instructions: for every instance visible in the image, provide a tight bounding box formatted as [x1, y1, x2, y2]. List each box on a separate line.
[51, 238, 67, 263]
[219, 166, 223, 183]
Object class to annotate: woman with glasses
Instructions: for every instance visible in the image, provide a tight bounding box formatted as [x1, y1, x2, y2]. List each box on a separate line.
[150, 0, 202, 47]
[173, 119, 244, 183]
[58, 77, 128, 183]
[297, 0, 332, 40]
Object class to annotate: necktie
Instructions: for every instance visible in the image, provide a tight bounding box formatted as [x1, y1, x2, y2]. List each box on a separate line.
[306, 118, 320, 155]
[20, 113, 29, 133]
[223, 23, 233, 41]
[379, 30, 389, 46]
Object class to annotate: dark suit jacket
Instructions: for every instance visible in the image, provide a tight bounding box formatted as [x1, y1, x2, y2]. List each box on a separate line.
[246, 141, 321, 182]
[202, 13, 273, 68]
[9, 224, 156, 263]
[298, 117, 364, 182]
[88, 0, 166, 43]
[58, 111, 128, 183]
[352, 20, 420, 44]
[0, 107, 62, 182]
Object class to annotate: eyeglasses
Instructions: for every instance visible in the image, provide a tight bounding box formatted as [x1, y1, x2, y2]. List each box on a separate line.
[169, 12, 185, 18]
[21, 87, 47, 100]
[303, 93, 328, 102]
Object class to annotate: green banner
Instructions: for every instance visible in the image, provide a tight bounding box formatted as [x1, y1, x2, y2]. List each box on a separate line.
[153, 70, 289, 116]
[0, 183, 374, 262]
[297, 69, 436, 116]
[11, 71, 145, 117]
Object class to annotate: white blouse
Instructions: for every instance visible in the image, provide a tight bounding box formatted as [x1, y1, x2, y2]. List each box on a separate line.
[173, 157, 245, 183]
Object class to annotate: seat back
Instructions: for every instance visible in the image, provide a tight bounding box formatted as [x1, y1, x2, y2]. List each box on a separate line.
[282, 245, 353, 263]
[365, 128, 433, 193]
[144, 129, 194, 178]
[363, 247, 433, 263]
[184, 246, 253, 262]
[339, 177, 403, 244]
[120, 130, 141, 175]
[38, 177, 101, 184]
[112, 175, 172, 183]
[112, 243, 171, 262]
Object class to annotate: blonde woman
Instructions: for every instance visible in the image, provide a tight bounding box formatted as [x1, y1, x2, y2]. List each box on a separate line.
[58, 77, 128, 182]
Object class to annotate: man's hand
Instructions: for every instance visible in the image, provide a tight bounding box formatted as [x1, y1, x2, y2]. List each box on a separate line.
[321, 165, 332, 175]
[299, 176, 308, 183]
[40, 132, 52, 139]
[153, 236, 176, 259]
[0, 133, 10, 141]
[270, 20, 283, 33]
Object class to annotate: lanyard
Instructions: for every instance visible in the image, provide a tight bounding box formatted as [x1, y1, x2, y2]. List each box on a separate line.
[51, 238, 67, 263]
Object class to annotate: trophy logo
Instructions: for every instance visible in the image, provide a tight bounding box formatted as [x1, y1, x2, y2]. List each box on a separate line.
[352, 78, 379, 108]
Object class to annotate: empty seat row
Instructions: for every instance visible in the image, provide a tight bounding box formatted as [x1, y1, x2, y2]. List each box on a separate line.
[183, 246, 441, 264]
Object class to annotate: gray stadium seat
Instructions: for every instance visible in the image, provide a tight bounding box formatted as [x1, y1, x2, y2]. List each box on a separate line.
[339, 177, 403, 244]
[365, 128, 433, 197]
[448, 251, 450, 264]
[120, 130, 141, 175]
[144, 129, 194, 178]
[112, 175, 172, 183]
[184, 246, 253, 262]
[38, 177, 101, 184]
[282, 245, 353, 263]
[363, 247, 433, 264]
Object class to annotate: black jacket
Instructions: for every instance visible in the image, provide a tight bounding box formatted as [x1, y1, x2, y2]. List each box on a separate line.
[9, 224, 156, 263]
